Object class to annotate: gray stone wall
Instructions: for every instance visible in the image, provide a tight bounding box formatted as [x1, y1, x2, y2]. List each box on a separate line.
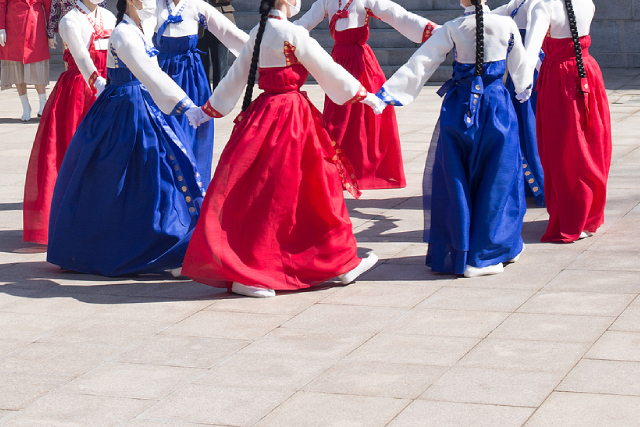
[489, 0, 640, 67]
[53, 0, 640, 68]
[589, 0, 640, 67]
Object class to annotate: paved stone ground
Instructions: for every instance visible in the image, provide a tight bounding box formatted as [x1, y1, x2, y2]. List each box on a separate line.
[0, 66, 639, 426]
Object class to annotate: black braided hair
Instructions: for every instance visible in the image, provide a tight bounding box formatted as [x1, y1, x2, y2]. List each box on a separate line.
[471, 0, 484, 77]
[116, 0, 127, 24]
[241, 0, 275, 111]
[563, 0, 586, 79]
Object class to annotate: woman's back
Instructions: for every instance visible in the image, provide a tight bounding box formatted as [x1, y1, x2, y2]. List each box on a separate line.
[444, 10, 520, 64]
[526, 0, 611, 244]
[530, 0, 594, 38]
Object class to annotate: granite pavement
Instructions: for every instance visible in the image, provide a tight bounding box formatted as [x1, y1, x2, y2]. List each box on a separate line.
[0, 65, 639, 426]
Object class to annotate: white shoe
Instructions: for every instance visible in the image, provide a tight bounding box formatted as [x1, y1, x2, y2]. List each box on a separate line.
[231, 282, 275, 298]
[506, 243, 525, 264]
[170, 267, 183, 278]
[339, 252, 379, 285]
[579, 231, 593, 239]
[464, 263, 504, 278]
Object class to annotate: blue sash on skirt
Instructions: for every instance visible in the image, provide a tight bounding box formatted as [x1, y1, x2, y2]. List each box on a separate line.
[47, 67, 204, 276]
[155, 34, 214, 187]
[425, 61, 526, 274]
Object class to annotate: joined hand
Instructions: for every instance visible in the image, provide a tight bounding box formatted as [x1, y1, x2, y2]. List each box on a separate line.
[186, 106, 212, 129]
[360, 93, 387, 115]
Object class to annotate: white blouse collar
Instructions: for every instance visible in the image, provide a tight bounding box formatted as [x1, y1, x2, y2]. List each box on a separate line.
[122, 14, 144, 34]
[463, 5, 491, 15]
[168, 0, 188, 14]
[77, 1, 98, 17]
[269, 9, 287, 20]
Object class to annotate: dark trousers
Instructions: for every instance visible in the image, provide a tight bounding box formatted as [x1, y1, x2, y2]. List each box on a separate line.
[197, 31, 230, 91]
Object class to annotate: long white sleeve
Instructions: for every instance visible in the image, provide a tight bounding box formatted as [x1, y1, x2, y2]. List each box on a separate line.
[58, 18, 98, 87]
[110, 29, 191, 115]
[198, 1, 249, 56]
[492, 0, 518, 16]
[364, 0, 436, 43]
[524, 1, 550, 78]
[505, 23, 532, 93]
[381, 23, 453, 106]
[206, 32, 253, 116]
[294, 0, 327, 31]
[290, 25, 365, 105]
[492, 0, 533, 30]
[491, 0, 517, 16]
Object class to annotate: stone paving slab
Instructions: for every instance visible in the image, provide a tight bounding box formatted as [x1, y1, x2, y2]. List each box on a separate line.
[0, 67, 639, 425]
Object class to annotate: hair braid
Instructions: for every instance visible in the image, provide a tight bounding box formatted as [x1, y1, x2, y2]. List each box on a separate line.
[563, 0, 586, 79]
[241, 0, 274, 111]
[116, 0, 127, 24]
[472, 0, 484, 77]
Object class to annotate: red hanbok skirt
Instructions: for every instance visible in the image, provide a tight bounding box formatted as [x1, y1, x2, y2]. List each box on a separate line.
[323, 20, 406, 189]
[182, 65, 362, 291]
[23, 47, 107, 244]
[536, 36, 612, 243]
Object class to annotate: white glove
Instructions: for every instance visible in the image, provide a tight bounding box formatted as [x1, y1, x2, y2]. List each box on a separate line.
[48, 36, 57, 49]
[516, 85, 532, 103]
[94, 77, 107, 97]
[360, 92, 386, 115]
[185, 106, 212, 129]
[0, 29, 6, 47]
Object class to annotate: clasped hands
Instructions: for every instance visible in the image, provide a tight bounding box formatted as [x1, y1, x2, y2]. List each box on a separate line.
[516, 85, 532, 103]
[94, 77, 107, 97]
[360, 92, 387, 115]
[186, 106, 212, 129]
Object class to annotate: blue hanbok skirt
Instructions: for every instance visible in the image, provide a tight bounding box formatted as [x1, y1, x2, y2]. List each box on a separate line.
[47, 68, 204, 276]
[425, 61, 526, 275]
[505, 29, 545, 207]
[155, 34, 214, 186]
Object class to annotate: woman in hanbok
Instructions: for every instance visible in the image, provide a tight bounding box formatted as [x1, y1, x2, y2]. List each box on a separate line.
[525, 0, 611, 243]
[47, 0, 107, 41]
[294, 0, 438, 190]
[182, 0, 381, 297]
[493, 0, 545, 207]
[0, 0, 51, 121]
[377, 0, 532, 277]
[154, 0, 248, 186]
[47, 0, 204, 276]
[23, 0, 115, 245]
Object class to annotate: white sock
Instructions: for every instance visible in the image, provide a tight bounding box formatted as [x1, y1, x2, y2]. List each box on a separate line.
[20, 94, 31, 121]
[38, 93, 47, 116]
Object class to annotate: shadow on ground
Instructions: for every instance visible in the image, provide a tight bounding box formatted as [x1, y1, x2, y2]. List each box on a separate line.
[0, 202, 23, 211]
[0, 117, 39, 124]
[0, 229, 46, 254]
[0, 261, 232, 304]
[345, 196, 423, 211]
